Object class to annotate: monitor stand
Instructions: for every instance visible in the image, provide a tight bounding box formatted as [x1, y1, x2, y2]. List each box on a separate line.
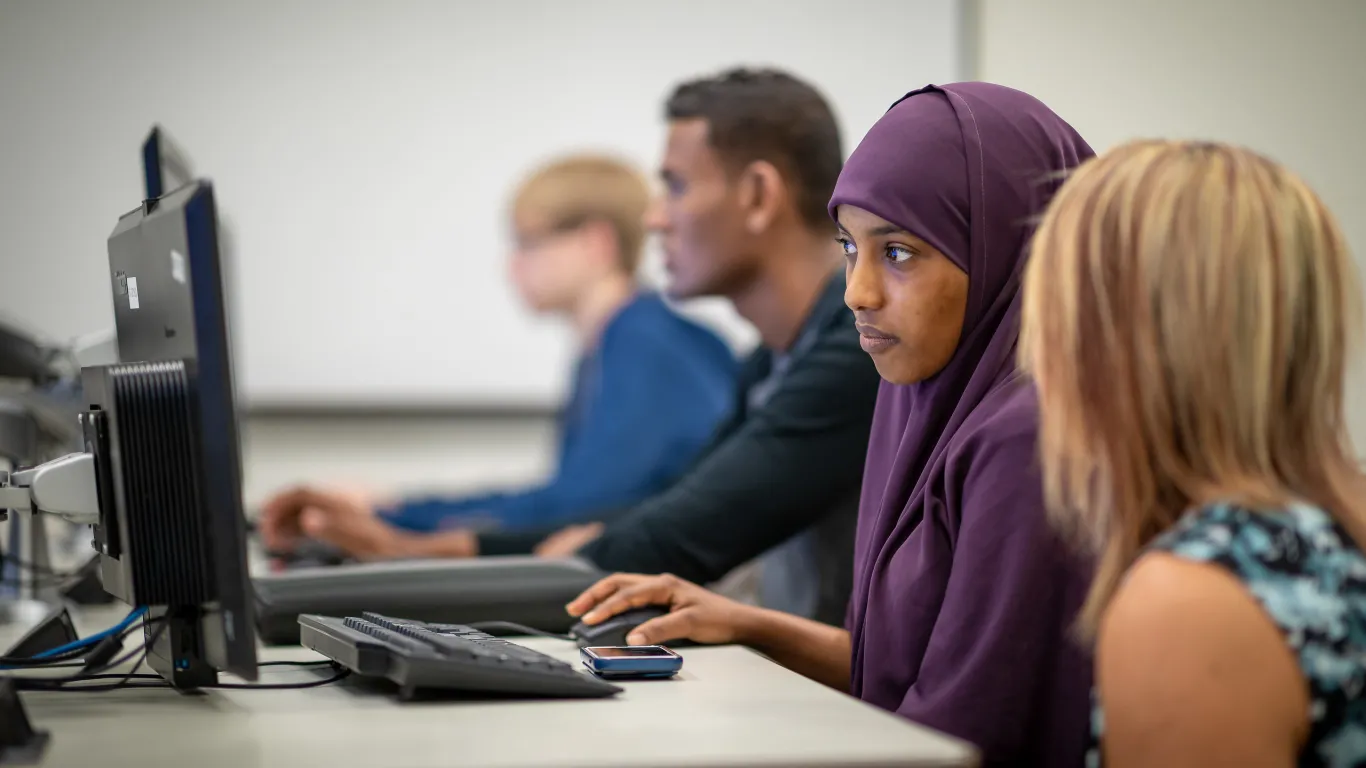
[0, 399, 62, 630]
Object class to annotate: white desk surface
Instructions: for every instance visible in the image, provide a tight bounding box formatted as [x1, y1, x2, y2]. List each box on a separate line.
[6, 607, 977, 768]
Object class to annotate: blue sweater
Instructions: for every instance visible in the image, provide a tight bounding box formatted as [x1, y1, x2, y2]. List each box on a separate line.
[383, 293, 737, 533]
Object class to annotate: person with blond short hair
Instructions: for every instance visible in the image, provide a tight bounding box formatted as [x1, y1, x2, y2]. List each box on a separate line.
[259, 154, 737, 556]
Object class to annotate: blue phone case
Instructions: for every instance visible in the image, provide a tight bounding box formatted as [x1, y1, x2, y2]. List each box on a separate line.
[580, 646, 683, 679]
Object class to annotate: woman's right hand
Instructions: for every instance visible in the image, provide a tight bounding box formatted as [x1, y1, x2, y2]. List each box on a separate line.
[565, 573, 760, 646]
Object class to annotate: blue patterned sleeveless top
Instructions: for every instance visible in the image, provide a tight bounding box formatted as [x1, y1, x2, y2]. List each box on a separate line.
[1089, 502, 1366, 768]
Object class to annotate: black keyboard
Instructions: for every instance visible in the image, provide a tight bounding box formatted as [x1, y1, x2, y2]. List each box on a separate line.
[298, 613, 621, 699]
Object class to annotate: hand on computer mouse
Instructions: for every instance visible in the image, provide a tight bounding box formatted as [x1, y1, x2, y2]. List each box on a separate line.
[259, 486, 355, 550]
[259, 486, 412, 560]
[566, 573, 759, 646]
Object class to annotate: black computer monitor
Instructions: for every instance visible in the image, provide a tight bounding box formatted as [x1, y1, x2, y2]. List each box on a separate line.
[139, 127, 243, 385]
[80, 179, 256, 687]
[140, 126, 194, 201]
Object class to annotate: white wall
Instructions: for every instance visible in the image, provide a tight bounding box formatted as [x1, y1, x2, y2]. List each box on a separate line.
[241, 413, 555, 507]
[13, 1, 1355, 502]
[977, 0, 1366, 453]
[0, 0, 964, 410]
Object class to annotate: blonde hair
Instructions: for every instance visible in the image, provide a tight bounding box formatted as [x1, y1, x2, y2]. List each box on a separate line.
[511, 155, 650, 273]
[1020, 140, 1365, 638]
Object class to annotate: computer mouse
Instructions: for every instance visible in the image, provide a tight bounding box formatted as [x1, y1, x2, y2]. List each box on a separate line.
[569, 605, 671, 648]
[266, 537, 351, 569]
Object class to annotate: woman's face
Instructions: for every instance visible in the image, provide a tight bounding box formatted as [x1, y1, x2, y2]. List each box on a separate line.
[837, 205, 968, 385]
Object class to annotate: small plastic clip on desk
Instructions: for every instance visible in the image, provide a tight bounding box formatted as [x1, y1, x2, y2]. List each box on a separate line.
[0, 679, 48, 765]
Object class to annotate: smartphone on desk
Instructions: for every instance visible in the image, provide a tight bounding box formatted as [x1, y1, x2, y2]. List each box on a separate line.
[580, 646, 683, 680]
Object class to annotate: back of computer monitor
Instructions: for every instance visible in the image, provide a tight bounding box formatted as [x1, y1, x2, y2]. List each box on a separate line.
[90, 181, 255, 686]
[139, 125, 246, 397]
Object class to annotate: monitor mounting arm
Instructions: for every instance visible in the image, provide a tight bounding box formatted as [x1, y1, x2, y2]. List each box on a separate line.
[0, 453, 100, 526]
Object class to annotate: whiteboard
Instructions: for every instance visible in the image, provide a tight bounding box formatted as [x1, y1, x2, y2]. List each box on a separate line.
[0, 0, 965, 409]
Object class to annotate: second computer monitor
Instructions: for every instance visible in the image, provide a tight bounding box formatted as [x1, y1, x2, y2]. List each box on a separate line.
[140, 126, 194, 201]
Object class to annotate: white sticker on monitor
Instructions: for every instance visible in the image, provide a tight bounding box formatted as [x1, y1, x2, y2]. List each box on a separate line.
[170, 249, 186, 284]
[127, 276, 140, 309]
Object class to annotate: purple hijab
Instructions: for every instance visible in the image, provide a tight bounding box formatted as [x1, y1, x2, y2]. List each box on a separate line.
[829, 84, 1095, 765]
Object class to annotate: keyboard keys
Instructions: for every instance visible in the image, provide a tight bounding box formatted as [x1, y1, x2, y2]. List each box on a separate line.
[300, 614, 622, 699]
[343, 616, 428, 654]
[347, 616, 573, 671]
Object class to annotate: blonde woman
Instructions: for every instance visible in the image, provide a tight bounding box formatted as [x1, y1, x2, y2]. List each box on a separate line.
[1022, 140, 1366, 767]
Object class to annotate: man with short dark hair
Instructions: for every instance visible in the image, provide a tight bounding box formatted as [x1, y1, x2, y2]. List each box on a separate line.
[483, 68, 881, 625]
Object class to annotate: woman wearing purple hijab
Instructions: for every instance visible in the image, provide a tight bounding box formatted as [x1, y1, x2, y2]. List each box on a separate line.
[568, 83, 1095, 765]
